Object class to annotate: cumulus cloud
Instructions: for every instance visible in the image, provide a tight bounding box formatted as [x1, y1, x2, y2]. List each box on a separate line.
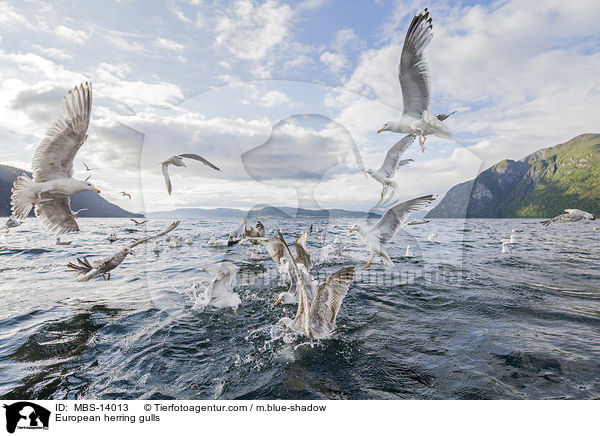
[215, 0, 293, 62]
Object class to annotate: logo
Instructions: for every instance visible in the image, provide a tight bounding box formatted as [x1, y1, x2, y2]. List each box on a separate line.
[3, 402, 50, 434]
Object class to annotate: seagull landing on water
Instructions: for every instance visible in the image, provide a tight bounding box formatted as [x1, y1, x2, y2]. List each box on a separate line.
[350, 194, 436, 268]
[276, 231, 355, 339]
[541, 209, 596, 226]
[376, 9, 455, 152]
[161, 154, 221, 195]
[10, 83, 101, 234]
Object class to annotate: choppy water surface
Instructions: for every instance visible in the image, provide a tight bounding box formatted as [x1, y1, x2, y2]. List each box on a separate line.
[1, 217, 599, 399]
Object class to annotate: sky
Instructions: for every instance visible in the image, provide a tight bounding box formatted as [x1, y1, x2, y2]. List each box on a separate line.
[1, 0, 599, 213]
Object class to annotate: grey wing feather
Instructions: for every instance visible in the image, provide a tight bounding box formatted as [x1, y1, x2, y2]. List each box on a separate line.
[177, 154, 221, 171]
[309, 267, 355, 337]
[32, 83, 92, 182]
[129, 220, 181, 248]
[36, 197, 79, 234]
[399, 9, 433, 118]
[259, 237, 286, 265]
[294, 232, 312, 270]
[161, 162, 172, 194]
[372, 194, 436, 245]
[377, 135, 416, 178]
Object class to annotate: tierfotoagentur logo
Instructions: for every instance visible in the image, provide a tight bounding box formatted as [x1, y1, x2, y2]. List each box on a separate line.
[2, 402, 50, 434]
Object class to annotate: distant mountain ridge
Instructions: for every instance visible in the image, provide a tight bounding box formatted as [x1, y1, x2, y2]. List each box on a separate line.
[148, 205, 380, 219]
[0, 164, 142, 218]
[427, 133, 600, 218]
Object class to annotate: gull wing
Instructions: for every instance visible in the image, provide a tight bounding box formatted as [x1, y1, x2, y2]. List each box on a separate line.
[308, 267, 355, 338]
[32, 83, 92, 182]
[258, 237, 286, 265]
[129, 220, 181, 248]
[376, 135, 416, 178]
[399, 9, 433, 118]
[294, 228, 312, 271]
[161, 162, 172, 195]
[177, 154, 221, 171]
[36, 197, 79, 234]
[371, 194, 436, 245]
[205, 262, 238, 299]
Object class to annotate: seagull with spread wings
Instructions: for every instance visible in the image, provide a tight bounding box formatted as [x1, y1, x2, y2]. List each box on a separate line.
[377, 9, 455, 151]
[350, 194, 436, 268]
[10, 83, 101, 234]
[366, 134, 415, 202]
[541, 209, 596, 226]
[161, 154, 221, 195]
[67, 220, 180, 281]
[130, 218, 148, 226]
[277, 231, 355, 339]
[120, 191, 132, 199]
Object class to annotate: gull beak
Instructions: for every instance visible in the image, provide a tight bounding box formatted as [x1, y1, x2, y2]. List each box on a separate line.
[349, 229, 354, 233]
[92, 188, 101, 193]
[377, 128, 383, 134]
[274, 298, 282, 305]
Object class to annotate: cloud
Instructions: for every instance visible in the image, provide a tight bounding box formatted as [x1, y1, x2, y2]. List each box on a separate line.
[214, 0, 293, 62]
[258, 90, 291, 107]
[320, 51, 347, 74]
[31, 45, 73, 60]
[155, 37, 185, 53]
[332, 27, 364, 52]
[54, 25, 89, 44]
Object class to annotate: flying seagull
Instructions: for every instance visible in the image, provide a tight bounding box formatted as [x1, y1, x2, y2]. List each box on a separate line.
[10, 82, 100, 234]
[350, 194, 436, 268]
[130, 218, 148, 226]
[277, 231, 355, 339]
[120, 191, 132, 199]
[67, 220, 180, 281]
[541, 209, 596, 226]
[377, 9, 455, 151]
[366, 134, 415, 202]
[82, 162, 96, 172]
[161, 154, 221, 195]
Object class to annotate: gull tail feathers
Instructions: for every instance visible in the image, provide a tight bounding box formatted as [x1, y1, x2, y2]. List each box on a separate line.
[422, 110, 452, 140]
[10, 174, 36, 220]
[66, 257, 94, 276]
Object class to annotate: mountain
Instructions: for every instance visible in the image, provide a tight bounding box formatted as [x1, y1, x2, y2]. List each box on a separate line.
[147, 205, 380, 219]
[427, 133, 600, 218]
[0, 164, 142, 218]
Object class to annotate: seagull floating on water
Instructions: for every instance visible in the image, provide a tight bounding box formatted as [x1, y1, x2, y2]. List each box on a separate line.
[108, 233, 117, 242]
[376, 9, 454, 151]
[3, 216, 23, 234]
[10, 82, 100, 234]
[193, 262, 241, 311]
[405, 245, 415, 257]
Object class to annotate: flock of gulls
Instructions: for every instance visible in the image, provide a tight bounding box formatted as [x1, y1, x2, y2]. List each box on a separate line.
[4, 9, 597, 339]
